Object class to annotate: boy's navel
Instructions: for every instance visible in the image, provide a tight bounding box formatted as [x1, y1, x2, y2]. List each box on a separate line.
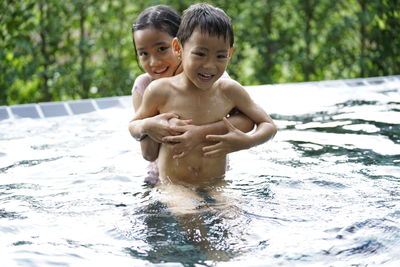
[187, 166, 200, 176]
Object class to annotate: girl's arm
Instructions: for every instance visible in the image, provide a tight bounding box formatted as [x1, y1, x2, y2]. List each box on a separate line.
[132, 90, 160, 162]
[132, 88, 184, 160]
[162, 110, 255, 158]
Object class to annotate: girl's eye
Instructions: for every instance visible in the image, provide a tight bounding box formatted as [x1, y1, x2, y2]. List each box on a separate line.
[218, 54, 228, 59]
[194, 52, 205, 57]
[138, 52, 148, 57]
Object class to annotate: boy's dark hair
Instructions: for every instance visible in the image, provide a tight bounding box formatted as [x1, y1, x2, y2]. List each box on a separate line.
[177, 3, 234, 47]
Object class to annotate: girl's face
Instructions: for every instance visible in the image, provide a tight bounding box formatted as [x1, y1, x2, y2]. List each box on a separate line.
[134, 27, 181, 80]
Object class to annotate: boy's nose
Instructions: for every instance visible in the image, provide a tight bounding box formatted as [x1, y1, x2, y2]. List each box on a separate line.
[203, 58, 216, 69]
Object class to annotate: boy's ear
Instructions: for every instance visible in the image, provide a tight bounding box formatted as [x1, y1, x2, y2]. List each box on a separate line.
[228, 46, 235, 60]
[172, 37, 182, 58]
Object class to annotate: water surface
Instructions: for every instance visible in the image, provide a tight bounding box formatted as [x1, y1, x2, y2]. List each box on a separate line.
[1, 77, 399, 266]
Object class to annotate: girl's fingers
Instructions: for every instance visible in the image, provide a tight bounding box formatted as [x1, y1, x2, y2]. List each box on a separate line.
[169, 125, 188, 133]
[174, 119, 193, 126]
[163, 113, 179, 119]
[222, 117, 236, 131]
[162, 135, 182, 143]
[167, 129, 183, 136]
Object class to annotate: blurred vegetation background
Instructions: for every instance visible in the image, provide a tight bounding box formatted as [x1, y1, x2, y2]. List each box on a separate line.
[1, 0, 399, 105]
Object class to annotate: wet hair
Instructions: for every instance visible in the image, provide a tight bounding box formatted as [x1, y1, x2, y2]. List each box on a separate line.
[132, 5, 181, 67]
[177, 3, 234, 47]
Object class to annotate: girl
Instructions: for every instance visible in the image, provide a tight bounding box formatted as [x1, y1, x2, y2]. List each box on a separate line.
[131, 5, 254, 185]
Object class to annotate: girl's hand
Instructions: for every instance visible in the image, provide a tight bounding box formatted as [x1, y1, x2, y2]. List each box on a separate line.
[145, 113, 182, 143]
[162, 123, 203, 159]
[168, 117, 193, 128]
[202, 118, 250, 158]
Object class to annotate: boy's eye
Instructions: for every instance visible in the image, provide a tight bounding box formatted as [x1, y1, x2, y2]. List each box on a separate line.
[193, 52, 205, 57]
[158, 46, 169, 52]
[138, 51, 148, 57]
[218, 54, 228, 59]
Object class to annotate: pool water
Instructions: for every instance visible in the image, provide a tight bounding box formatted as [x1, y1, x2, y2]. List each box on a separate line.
[1, 77, 399, 266]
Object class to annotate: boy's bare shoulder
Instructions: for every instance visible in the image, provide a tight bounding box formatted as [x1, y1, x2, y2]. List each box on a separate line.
[147, 76, 172, 88]
[217, 78, 245, 94]
[146, 77, 175, 95]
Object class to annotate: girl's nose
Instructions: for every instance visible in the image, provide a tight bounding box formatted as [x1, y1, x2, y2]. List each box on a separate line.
[149, 55, 160, 67]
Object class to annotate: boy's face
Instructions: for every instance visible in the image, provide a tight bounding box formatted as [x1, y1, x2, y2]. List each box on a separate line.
[176, 27, 234, 90]
[134, 27, 181, 80]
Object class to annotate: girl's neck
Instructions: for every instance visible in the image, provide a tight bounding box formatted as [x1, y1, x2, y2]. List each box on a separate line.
[173, 61, 183, 76]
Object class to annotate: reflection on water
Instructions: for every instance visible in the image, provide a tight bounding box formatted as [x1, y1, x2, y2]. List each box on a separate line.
[0, 77, 399, 266]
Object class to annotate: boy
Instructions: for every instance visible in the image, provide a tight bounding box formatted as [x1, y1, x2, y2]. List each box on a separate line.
[129, 3, 277, 186]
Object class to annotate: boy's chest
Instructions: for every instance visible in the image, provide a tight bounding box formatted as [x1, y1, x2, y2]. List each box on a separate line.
[160, 90, 233, 124]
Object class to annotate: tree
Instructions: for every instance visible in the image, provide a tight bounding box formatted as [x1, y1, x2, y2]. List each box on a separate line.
[0, 0, 399, 105]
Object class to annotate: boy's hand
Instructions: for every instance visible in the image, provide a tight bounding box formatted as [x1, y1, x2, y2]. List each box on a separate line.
[202, 117, 250, 158]
[145, 113, 182, 143]
[162, 124, 203, 159]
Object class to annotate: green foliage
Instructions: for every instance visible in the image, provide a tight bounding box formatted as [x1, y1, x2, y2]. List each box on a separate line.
[0, 0, 399, 105]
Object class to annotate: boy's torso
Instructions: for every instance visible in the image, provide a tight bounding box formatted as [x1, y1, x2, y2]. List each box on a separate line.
[157, 77, 234, 184]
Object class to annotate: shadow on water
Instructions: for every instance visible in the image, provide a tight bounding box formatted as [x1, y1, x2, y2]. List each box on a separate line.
[275, 97, 400, 169]
[274, 98, 400, 146]
[0, 208, 27, 220]
[291, 141, 400, 167]
[323, 217, 400, 259]
[123, 189, 243, 266]
[0, 157, 63, 173]
[125, 202, 208, 266]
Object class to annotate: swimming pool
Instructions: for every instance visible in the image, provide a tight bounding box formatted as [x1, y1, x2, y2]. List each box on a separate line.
[1, 76, 399, 266]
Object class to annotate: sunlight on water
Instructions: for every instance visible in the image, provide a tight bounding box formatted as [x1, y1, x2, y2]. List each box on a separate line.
[0, 77, 399, 266]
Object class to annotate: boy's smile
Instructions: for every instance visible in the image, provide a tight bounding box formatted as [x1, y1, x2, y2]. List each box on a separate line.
[177, 27, 234, 90]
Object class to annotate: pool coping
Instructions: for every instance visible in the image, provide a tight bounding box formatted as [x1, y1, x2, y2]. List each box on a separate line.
[1, 75, 399, 120]
[0, 96, 132, 120]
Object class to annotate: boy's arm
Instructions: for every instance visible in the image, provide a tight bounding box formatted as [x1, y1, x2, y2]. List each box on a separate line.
[203, 81, 277, 157]
[227, 81, 277, 146]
